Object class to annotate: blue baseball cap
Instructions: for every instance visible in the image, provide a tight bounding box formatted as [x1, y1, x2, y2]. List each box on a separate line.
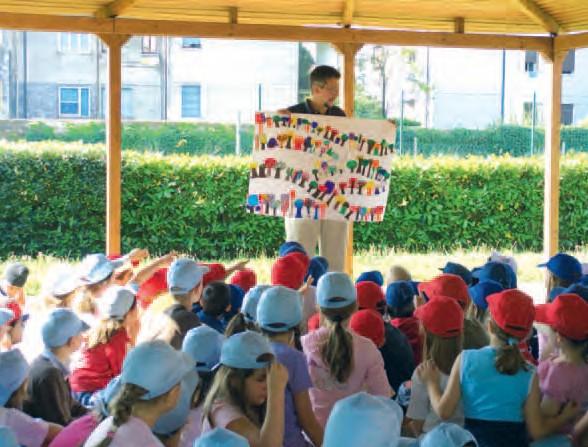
[220, 331, 274, 370]
[317, 272, 356, 309]
[79, 253, 125, 285]
[0, 308, 14, 327]
[241, 285, 271, 322]
[563, 283, 588, 302]
[356, 270, 384, 287]
[0, 349, 29, 406]
[121, 340, 194, 400]
[228, 284, 245, 312]
[0, 426, 18, 447]
[420, 423, 478, 447]
[194, 428, 249, 447]
[257, 286, 303, 332]
[440, 262, 473, 286]
[579, 274, 588, 286]
[472, 262, 516, 289]
[278, 241, 307, 257]
[386, 281, 415, 308]
[323, 392, 402, 447]
[538, 253, 582, 283]
[306, 256, 329, 286]
[97, 285, 136, 320]
[167, 258, 209, 295]
[182, 325, 224, 372]
[154, 369, 200, 436]
[94, 376, 122, 417]
[42, 308, 89, 348]
[468, 280, 503, 310]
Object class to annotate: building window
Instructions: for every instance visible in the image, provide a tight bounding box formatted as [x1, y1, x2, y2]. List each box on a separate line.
[562, 50, 575, 74]
[561, 104, 574, 125]
[181, 85, 201, 118]
[57, 33, 92, 53]
[525, 51, 538, 76]
[59, 87, 90, 117]
[182, 37, 202, 48]
[142, 36, 158, 54]
[99, 86, 133, 119]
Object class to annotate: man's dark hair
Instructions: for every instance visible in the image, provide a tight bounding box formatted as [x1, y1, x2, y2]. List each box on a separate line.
[310, 65, 341, 86]
[201, 281, 231, 317]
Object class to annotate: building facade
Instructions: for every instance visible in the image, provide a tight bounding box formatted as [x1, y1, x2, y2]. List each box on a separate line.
[0, 31, 299, 123]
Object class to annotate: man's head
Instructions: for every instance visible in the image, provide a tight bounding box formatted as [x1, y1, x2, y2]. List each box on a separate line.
[310, 65, 341, 109]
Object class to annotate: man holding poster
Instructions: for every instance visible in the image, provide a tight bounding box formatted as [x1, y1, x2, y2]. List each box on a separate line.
[284, 65, 348, 271]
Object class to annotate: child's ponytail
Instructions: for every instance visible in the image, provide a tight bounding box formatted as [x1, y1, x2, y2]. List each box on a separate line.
[224, 312, 257, 337]
[320, 303, 356, 383]
[490, 320, 528, 375]
[94, 383, 147, 447]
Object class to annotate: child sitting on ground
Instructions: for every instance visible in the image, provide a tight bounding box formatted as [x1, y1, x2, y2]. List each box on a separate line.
[198, 282, 231, 334]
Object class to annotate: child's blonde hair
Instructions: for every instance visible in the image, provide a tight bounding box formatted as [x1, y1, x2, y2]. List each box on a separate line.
[490, 320, 529, 375]
[387, 265, 412, 284]
[423, 330, 463, 375]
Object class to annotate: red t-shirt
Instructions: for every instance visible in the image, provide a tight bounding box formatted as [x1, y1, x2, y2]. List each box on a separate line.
[391, 316, 423, 365]
[70, 328, 129, 393]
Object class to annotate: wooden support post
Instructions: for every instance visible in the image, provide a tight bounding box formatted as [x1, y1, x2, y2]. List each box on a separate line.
[333, 43, 363, 276]
[98, 34, 130, 255]
[541, 49, 565, 261]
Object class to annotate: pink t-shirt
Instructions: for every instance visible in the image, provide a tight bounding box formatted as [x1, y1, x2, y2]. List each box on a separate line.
[538, 358, 588, 405]
[179, 406, 203, 447]
[0, 407, 49, 447]
[49, 413, 99, 447]
[200, 401, 246, 434]
[301, 326, 392, 426]
[84, 416, 164, 447]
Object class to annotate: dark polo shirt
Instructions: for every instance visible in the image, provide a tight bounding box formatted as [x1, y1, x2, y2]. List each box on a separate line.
[287, 99, 346, 117]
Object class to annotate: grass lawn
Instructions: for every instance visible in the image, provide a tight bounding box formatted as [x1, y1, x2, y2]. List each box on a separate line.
[3, 248, 585, 301]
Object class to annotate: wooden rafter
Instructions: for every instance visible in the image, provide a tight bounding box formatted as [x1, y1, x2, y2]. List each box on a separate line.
[229, 7, 238, 24]
[342, 0, 355, 27]
[555, 32, 588, 52]
[511, 0, 561, 34]
[95, 0, 137, 19]
[0, 12, 554, 54]
[454, 17, 465, 34]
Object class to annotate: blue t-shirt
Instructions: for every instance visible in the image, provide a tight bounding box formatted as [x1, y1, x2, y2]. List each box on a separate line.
[271, 342, 313, 447]
[196, 311, 225, 334]
[461, 346, 534, 422]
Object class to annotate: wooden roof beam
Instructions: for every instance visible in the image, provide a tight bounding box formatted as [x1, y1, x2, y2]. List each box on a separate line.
[511, 0, 561, 34]
[96, 0, 137, 19]
[342, 0, 355, 28]
[454, 17, 465, 34]
[555, 32, 588, 52]
[229, 7, 238, 25]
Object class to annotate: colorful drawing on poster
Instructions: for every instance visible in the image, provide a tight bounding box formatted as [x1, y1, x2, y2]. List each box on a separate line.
[246, 112, 396, 223]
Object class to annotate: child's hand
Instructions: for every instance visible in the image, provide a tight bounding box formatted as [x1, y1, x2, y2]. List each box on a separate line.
[561, 401, 581, 422]
[268, 362, 289, 393]
[128, 248, 149, 262]
[232, 260, 249, 271]
[417, 360, 440, 384]
[299, 275, 313, 295]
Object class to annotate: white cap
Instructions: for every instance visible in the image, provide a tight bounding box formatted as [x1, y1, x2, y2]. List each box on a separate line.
[79, 254, 125, 285]
[98, 286, 136, 320]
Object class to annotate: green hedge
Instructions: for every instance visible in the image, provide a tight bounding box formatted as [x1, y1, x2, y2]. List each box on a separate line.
[1, 141, 588, 259]
[9, 121, 588, 158]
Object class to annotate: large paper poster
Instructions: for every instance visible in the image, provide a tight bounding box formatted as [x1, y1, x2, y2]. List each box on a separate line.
[246, 112, 396, 222]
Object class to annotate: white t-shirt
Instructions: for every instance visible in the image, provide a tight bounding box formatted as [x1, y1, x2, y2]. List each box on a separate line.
[0, 407, 49, 447]
[84, 416, 164, 447]
[406, 370, 464, 433]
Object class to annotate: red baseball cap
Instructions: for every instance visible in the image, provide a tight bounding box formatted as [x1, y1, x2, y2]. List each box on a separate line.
[418, 274, 470, 309]
[350, 309, 385, 347]
[230, 268, 257, 293]
[202, 263, 226, 287]
[486, 289, 535, 339]
[414, 295, 464, 338]
[535, 293, 588, 341]
[356, 281, 385, 311]
[271, 255, 306, 290]
[137, 268, 168, 307]
[285, 252, 310, 272]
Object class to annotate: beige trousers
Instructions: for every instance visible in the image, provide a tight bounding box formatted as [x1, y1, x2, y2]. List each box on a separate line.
[284, 218, 349, 272]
